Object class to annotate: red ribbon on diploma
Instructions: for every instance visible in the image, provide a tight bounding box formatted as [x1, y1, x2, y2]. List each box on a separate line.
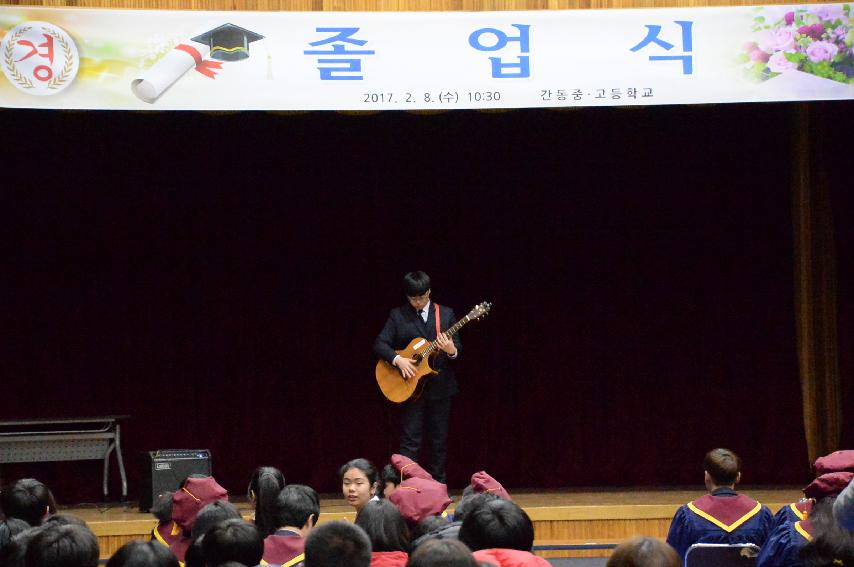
[175, 43, 223, 79]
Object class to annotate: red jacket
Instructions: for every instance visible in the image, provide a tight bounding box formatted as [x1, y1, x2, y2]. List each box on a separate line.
[473, 548, 551, 567]
[370, 551, 409, 567]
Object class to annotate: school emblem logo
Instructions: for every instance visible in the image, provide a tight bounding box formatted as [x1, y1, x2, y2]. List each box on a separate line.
[2, 22, 79, 95]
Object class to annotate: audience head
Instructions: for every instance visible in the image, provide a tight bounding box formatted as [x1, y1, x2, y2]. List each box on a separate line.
[403, 271, 431, 298]
[340, 458, 380, 511]
[171, 476, 228, 534]
[304, 521, 372, 567]
[458, 499, 534, 552]
[1, 518, 32, 549]
[106, 540, 179, 567]
[190, 500, 242, 541]
[454, 492, 499, 523]
[355, 499, 411, 553]
[383, 464, 401, 497]
[150, 491, 175, 524]
[412, 515, 448, 541]
[1, 525, 42, 567]
[0, 478, 57, 526]
[43, 514, 88, 528]
[606, 537, 681, 567]
[406, 538, 479, 567]
[201, 518, 263, 567]
[799, 497, 854, 567]
[247, 466, 285, 538]
[24, 523, 99, 567]
[804, 472, 854, 502]
[813, 450, 854, 476]
[469, 471, 511, 501]
[184, 539, 204, 567]
[273, 484, 320, 534]
[703, 448, 742, 488]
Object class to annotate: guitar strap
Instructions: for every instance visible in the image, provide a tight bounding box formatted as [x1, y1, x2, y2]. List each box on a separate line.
[435, 303, 441, 337]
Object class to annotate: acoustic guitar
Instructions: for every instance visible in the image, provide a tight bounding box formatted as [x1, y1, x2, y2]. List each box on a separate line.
[375, 301, 492, 403]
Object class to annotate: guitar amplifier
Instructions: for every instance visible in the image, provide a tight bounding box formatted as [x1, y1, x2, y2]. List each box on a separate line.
[138, 449, 212, 512]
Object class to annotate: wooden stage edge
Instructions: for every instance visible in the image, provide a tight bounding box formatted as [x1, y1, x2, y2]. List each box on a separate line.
[67, 487, 803, 560]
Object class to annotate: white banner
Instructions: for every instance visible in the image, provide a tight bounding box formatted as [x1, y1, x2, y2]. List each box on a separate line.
[0, 4, 852, 110]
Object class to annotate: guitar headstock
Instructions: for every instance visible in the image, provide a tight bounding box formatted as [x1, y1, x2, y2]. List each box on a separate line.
[466, 301, 492, 321]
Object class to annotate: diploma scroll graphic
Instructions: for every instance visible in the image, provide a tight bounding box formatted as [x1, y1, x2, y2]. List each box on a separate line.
[131, 41, 221, 104]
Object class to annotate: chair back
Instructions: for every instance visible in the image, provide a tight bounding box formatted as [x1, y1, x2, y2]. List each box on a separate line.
[685, 543, 760, 567]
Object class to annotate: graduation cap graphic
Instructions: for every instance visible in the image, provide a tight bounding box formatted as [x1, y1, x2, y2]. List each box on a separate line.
[191, 23, 264, 62]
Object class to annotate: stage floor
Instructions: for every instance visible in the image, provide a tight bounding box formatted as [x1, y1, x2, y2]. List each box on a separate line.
[66, 487, 804, 559]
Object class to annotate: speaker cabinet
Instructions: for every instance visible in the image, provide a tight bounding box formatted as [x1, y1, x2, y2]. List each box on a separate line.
[139, 449, 212, 512]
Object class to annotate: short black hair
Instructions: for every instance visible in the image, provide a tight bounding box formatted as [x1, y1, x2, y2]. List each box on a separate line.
[106, 540, 179, 567]
[150, 492, 175, 524]
[273, 484, 320, 530]
[1, 524, 42, 567]
[403, 271, 431, 297]
[354, 499, 410, 553]
[191, 501, 242, 541]
[0, 479, 57, 527]
[382, 464, 400, 488]
[407, 538, 479, 567]
[454, 492, 499, 523]
[24, 523, 99, 567]
[458, 499, 534, 552]
[606, 537, 680, 567]
[43, 514, 88, 528]
[201, 519, 263, 567]
[304, 521, 372, 567]
[412, 515, 448, 540]
[184, 539, 204, 567]
[704, 448, 742, 486]
[0, 518, 31, 552]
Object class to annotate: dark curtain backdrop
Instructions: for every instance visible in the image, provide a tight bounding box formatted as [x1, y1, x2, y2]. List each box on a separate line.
[0, 102, 850, 505]
[828, 104, 854, 453]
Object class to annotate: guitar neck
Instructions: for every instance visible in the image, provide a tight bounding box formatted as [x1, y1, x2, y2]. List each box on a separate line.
[423, 314, 472, 357]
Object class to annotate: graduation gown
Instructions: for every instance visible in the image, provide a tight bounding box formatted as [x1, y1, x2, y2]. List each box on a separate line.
[755, 519, 813, 567]
[666, 489, 775, 560]
[152, 520, 191, 564]
[772, 500, 812, 530]
[261, 530, 305, 567]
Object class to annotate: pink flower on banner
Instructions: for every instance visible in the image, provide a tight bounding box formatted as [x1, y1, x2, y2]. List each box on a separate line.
[767, 51, 799, 72]
[798, 24, 826, 39]
[784, 11, 795, 26]
[809, 4, 845, 22]
[750, 49, 770, 62]
[758, 27, 796, 52]
[806, 40, 839, 62]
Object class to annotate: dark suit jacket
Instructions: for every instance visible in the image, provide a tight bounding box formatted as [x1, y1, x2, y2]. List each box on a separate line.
[373, 302, 462, 400]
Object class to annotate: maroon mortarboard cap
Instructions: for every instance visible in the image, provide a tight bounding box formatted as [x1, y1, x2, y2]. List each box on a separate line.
[391, 454, 433, 481]
[814, 450, 854, 475]
[803, 471, 854, 500]
[388, 476, 451, 525]
[470, 471, 511, 501]
[171, 476, 229, 532]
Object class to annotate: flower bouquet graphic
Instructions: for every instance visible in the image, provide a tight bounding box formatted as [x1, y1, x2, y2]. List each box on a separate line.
[742, 4, 853, 95]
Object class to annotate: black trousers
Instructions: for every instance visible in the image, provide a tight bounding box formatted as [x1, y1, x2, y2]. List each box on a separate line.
[399, 395, 453, 484]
